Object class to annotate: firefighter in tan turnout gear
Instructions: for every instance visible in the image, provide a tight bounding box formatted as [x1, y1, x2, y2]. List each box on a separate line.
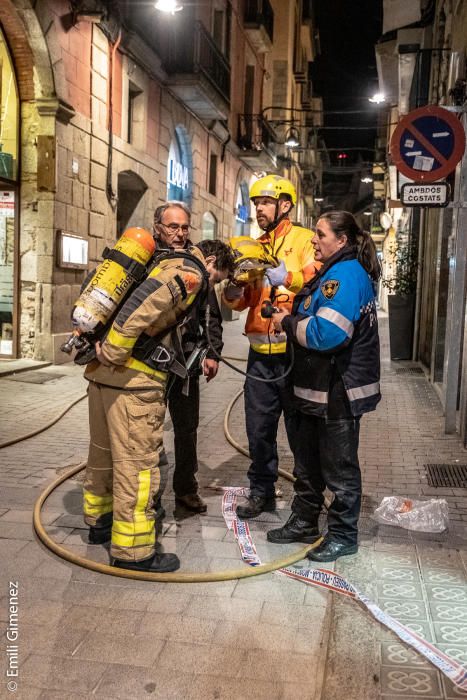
[82, 238, 235, 573]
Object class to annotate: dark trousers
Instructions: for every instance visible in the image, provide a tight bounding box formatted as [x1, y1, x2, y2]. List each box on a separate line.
[292, 413, 361, 545]
[167, 374, 200, 497]
[244, 349, 296, 498]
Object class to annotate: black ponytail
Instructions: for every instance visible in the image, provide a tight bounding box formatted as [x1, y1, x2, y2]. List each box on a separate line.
[318, 210, 381, 282]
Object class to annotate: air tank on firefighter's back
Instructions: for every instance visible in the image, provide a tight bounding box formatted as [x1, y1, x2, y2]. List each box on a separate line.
[61, 227, 155, 358]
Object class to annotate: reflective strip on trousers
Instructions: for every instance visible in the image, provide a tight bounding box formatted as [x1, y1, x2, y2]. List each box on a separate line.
[83, 489, 113, 517]
[293, 385, 328, 403]
[111, 469, 155, 549]
[347, 382, 380, 402]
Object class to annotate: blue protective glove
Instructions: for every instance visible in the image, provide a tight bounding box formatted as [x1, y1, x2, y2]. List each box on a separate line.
[265, 259, 288, 287]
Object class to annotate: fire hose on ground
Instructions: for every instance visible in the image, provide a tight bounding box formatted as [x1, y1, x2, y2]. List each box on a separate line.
[0, 357, 321, 582]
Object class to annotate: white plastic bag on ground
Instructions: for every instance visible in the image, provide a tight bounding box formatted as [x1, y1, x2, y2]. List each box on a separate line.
[373, 496, 449, 533]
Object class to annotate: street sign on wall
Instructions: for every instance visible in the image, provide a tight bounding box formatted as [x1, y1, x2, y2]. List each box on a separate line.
[400, 182, 449, 207]
[390, 105, 465, 182]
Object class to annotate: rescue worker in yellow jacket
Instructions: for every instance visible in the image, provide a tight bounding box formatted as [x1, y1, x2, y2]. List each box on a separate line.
[224, 175, 320, 519]
[83, 239, 235, 572]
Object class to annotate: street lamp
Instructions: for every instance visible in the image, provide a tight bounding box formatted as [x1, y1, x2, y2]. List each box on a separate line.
[154, 0, 183, 13]
[368, 92, 386, 104]
[361, 177, 373, 184]
[284, 127, 300, 148]
[363, 211, 372, 216]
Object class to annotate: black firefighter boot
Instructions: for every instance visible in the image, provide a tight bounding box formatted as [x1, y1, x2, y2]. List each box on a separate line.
[113, 552, 180, 573]
[236, 495, 276, 520]
[267, 513, 321, 544]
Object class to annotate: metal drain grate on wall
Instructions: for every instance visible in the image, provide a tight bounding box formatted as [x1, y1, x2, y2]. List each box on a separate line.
[395, 367, 424, 375]
[425, 463, 467, 488]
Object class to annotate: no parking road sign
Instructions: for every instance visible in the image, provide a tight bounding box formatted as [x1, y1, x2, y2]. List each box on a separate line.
[390, 105, 465, 182]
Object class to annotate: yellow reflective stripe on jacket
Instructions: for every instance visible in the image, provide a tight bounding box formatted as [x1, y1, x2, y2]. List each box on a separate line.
[148, 266, 162, 278]
[186, 293, 196, 305]
[83, 490, 113, 517]
[124, 357, 168, 380]
[106, 327, 137, 349]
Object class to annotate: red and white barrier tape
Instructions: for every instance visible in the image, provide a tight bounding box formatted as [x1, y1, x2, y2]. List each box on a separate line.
[222, 487, 467, 690]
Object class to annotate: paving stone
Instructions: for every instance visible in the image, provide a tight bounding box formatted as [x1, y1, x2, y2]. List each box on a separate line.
[184, 595, 263, 621]
[156, 640, 245, 677]
[73, 630, 165, 667]
[139, 612, 218, 643]
[379, 666, 443, 697]
[377, 580, 424, 601]
[378, 598, 429, 621]
[381, 640, 432, 668]
[433, 622, 467, 645]
[191, 675, 282, 700]
[425, 584, 467, 605]
[20, 654, 108, 694]
[94, 664, 194, 699]
[16, 623, 87, 657]
[440, 676, 467, 699]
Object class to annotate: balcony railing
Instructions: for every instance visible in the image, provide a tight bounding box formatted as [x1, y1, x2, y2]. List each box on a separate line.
[163, 21, 230, 104]
[244, 0, 274, 52]
[237, 114, 277, 152]
[237, 115, 277, 169]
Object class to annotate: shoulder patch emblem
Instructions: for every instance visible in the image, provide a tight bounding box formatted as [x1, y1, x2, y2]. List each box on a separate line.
[182, 271, 200, 293]
[303, 296, 312, 310]
[321, 280, 340, 300]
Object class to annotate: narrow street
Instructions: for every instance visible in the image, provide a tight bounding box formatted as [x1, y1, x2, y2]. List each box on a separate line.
[1, 315, 467, 699]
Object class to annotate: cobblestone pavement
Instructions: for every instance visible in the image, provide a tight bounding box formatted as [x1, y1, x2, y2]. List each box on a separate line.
[0, 315, 467, 699]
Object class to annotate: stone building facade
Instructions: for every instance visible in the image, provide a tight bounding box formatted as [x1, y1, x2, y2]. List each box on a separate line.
[0, 0, 319, 362]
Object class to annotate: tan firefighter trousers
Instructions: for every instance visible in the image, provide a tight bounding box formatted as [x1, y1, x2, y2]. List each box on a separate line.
[83, 380, 166, 562]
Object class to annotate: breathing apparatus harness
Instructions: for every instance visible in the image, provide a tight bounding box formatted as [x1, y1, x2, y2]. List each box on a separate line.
[129, 248, 211, 391]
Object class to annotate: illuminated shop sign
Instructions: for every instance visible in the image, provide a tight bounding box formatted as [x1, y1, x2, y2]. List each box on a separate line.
[167, 127, 193, 205]
[168, 155, 189, 191]
[236, 204, 249, 223]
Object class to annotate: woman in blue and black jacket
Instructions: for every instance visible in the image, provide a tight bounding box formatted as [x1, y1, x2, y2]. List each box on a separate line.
[267, 211, 381, 562]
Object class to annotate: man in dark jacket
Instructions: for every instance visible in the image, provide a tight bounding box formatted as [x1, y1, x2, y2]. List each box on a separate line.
[153, 201, 224, 513]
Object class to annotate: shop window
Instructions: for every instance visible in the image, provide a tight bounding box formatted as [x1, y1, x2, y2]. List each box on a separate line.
[0, 26, 18, 357]
[0, 27, 18, 181]
[202, 212, 217, 240]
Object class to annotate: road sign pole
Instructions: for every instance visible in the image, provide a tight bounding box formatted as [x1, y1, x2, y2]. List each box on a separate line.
[443, 111, 467, 435]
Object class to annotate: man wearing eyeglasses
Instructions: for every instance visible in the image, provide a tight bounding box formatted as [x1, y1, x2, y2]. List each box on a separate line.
[152, 202, 224, 514]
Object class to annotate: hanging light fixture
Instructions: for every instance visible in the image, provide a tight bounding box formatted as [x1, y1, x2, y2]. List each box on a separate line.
[154, 0, 183, 13]
[368, 92, 386, 104]
[284, 127, 300, 148]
